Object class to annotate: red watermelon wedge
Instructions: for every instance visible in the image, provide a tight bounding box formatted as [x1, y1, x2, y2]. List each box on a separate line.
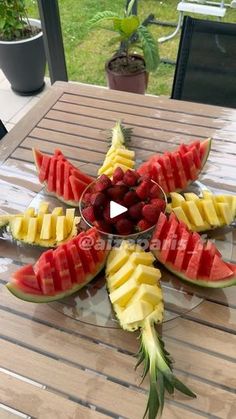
[150, 212, 236, 288]
[137, 139, 211, 194]
[33, 148, 94, 206]
[6, 227, 108, 302]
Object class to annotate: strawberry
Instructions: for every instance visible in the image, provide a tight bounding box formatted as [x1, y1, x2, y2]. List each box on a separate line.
[123, 190, 139, 207]
[123, 169, 139, 186]
[83, 192, 92, 204]
[150, 198, 166, 212]
[113, 167, 124, 183]
[137, 218, 153, 231]
[115, 180, 125, 186]
[95, 174, 112, 191]
[107, 185, 128, 201]
[115, 218, 134, 235]
[142, 204, 161, 223]
[90, 192, 107, 207]
[128, 202, 144, 220]
[94, 220, 112, 234]
[103, 204, 112, 224]
[136, 180, 152, 200]
[150, 184, 162, 199]
[82, 206, 96, 223]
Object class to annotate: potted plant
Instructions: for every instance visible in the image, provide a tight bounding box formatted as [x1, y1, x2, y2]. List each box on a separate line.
[0, 0, 46, 95]
[89, 0, 160, 94]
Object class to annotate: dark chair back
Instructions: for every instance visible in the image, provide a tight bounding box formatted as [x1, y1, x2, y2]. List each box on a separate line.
[0, 120, 7, 140]
[171, 16, 236, 108]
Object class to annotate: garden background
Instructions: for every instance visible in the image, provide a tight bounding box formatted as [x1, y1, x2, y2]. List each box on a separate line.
[27, 0, 236, 95]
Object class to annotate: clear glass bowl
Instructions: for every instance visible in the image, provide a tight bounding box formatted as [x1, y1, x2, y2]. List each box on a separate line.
[79, 177, 167, 245]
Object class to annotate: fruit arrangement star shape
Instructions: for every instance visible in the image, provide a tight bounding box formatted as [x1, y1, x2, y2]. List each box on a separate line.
[1, 121, 236, 419]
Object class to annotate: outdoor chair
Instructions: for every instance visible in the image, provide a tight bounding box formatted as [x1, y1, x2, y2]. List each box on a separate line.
[0, 120, 7, 140]
[159, 0, 226, 43]
[171, 16, 236, 108]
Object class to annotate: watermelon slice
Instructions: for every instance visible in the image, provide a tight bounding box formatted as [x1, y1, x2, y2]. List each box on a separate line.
[33, 148, 94, 206]
[137, 139, 211, 194]
[6, 228, 108, 302]
[150, 213, 236, 288]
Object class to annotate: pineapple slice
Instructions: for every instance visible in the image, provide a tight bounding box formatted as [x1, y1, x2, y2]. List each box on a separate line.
[119, 299, 153, 325]
[56, 216, 68, 242]
[129, 283, 163, 306]
[109, 276, 138, 306]
[106, 247, 130, 275]
[106, 242, 163, 329]
[106, 241, 196, 418]
[40, 214, 53, 240]
[5, 202, 79, 247]
[98, 121, 134, 178]
[169, 192, 185, 207]
[168, 191, 235, 231]
[184, 192, 199, 201]
[107, 260, 134, 290]
[26, 217, 38, 243]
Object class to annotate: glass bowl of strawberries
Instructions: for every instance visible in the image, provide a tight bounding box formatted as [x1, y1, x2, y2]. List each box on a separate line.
[79, 167, 167, 242]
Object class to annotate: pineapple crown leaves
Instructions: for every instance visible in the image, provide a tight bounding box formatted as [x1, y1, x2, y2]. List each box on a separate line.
[107, 120, 133, 148]
[135, 323, 196, 419]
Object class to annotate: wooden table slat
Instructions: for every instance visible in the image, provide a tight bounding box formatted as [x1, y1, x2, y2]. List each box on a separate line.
[0, 371, 109, 419]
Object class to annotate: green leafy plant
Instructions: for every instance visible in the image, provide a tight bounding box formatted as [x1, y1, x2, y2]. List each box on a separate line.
[89, 0, 160, 73]
[0, 0, 33, 41]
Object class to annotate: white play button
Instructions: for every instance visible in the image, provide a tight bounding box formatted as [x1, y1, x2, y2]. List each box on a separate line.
[110, 201, 127, 219]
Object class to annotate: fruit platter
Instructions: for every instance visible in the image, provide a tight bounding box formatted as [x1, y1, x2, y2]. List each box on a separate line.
[1, 120, 235, 419]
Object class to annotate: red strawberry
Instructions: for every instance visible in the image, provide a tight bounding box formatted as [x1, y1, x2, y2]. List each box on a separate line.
[103, 203, 125, 224]
[90, 192, 107, 207]
[137, 219, 153, 231]
[150, 184, 162, 199]
[115, 218, 134, 235]
[123, 191, 139, 207]
[150, 198, 166, 212]
[95, 174, 112, 191]
[123, 169, 139, 186]
[128, 202, 144, 220]
[136, 180, 152, 200]
[94, 220, 112, 234]
[142, 204, 161, 223]
[82, 206, 96, 223]
[93, 206, 103, 220]
[115, 180, 125, 186]
[107, 185, 128, 201]
[113, 167, 124, 183]
[83, 192, 92, 204]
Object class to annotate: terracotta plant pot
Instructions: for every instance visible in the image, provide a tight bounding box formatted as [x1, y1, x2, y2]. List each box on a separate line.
[0, 19, 46, 96]
[105, 54, 149, 94]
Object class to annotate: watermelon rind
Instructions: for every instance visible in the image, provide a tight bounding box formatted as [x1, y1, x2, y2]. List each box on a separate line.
[153, 252, 236, 288]
[200, 138, 212, 169]
[6, 259, 107, 303]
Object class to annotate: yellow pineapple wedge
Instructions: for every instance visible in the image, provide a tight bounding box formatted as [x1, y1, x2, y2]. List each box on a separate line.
[106, 241, 196, 418]
[0, 202, 80, 247]
[167, 191, 236, 232]
[98, 121, 135, 177]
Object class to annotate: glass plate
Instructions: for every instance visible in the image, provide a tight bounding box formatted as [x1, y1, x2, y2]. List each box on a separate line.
[1, 162, 235, 328]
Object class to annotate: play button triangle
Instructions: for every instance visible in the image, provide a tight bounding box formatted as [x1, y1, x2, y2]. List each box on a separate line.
[110, 201, 127, 219]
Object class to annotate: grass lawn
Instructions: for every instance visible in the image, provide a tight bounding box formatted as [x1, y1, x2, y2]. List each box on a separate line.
[27, 0, 236, 96]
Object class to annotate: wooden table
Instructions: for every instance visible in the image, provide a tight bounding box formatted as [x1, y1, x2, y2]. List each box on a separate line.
[0, 82, 235, 419]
